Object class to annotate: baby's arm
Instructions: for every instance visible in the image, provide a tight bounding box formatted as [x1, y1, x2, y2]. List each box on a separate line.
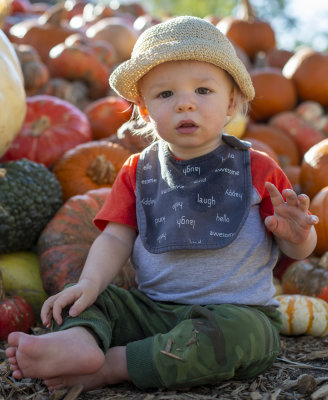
[41, 222, 136, 326]
[264, 182, 318, 260]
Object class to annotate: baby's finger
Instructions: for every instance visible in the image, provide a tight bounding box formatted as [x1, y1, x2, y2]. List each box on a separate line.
[265, 182, 285, 207]
[306, 213, 319, 225]
[283, 189, 298, 207]
[69, 292, 93, 317]
[297, 193, 310, 212]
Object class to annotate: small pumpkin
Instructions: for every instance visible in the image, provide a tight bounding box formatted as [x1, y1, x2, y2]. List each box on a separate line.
[37, 188, 136, 295]
[283, 47, 328, 106]
[0, 95, 92, 168]
[246, 138, 279, 164]
[309, 187, 328, 256]
[276, 294, 328, 337]
[249, 67, 298, 121]
[52, 140, 131, 201]
[84, 96, 133, 139]
[216, 0, 275, 61]
[300, 139, 328, 199]
[0, 272, 35, 341]
[281, 254, 328, 300]
[0, 29, 26, 158]
[265, 47, 294, 70]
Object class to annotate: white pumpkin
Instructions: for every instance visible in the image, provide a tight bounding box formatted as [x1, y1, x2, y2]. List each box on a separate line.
[0, 29, 26, 157]
[276, 294, 328, 337]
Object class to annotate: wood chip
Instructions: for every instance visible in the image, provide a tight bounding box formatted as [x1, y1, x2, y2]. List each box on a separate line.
[311, 383, 328, 399]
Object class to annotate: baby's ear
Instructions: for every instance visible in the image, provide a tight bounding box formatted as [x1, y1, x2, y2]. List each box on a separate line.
[227, 88, 238, 117]
[137, 99, 150, 121]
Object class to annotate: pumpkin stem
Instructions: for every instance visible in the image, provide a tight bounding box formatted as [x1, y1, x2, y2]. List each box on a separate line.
[238, 0, 256, 21]
[86, 154, 117, 185]
[30, 115, 51, 137]
[0, 168, 6, 178]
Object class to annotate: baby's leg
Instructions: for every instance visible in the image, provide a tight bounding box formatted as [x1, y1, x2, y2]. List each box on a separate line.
[6, 327, 105, 380]
[43, 346, 130, 392]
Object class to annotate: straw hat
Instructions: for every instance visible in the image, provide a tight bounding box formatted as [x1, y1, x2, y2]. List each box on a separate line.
[109, 16, 255, 103]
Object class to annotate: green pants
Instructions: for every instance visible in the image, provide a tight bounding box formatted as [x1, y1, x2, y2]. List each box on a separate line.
[56, 285, 282, 389]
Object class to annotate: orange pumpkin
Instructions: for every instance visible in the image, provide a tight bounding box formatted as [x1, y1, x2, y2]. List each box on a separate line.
[283, 48, 328, 106]
[52, 140, 131, 201]
[265, 47, 294, 70]
[84, 96, 133, 139]
[216, 0, 275, 61]
[309, 187, 328, 256]
[249, 67, 298, 121]
[243, 123, 300, 167]
[300, 139, 328, 199]
[246, 138, 279, 164]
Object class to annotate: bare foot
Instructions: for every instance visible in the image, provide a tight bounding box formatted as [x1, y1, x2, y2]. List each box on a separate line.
[5, 327, 105, 380]
[44, 346, 130, 392]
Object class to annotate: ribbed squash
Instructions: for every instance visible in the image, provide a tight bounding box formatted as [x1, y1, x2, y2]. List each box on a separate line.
[0, 159, 62, 253]
[276, 294, 328, 337]
[37, 188, 136, 295]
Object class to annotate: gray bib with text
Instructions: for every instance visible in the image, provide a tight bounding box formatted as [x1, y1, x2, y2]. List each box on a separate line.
[136, 134, 252, 253]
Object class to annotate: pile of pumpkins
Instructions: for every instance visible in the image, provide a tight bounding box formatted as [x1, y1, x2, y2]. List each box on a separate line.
[1, 0, 328, 339]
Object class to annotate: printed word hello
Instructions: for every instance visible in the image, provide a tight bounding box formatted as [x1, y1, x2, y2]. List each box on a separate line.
[216, 213, 230, 222]
[221, 153, 235, 162]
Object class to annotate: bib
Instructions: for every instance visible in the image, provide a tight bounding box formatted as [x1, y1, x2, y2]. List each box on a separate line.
[136, 134, 252, 253]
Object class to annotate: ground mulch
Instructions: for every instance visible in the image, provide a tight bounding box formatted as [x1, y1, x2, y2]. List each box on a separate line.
[2, 331, 328, 400]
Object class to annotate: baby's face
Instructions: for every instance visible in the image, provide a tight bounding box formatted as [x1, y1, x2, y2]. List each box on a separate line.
[137, 60, 235, 160]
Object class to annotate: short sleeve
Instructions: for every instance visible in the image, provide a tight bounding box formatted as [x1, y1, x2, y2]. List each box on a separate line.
[93, 153, 140, 231]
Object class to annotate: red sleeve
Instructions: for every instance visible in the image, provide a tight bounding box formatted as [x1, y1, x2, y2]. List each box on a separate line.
[250, 148, 292, 221]
[93, 153, 139, 231]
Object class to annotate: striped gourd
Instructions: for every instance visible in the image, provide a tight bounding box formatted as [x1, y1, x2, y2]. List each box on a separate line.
[276, 294, 328, 337]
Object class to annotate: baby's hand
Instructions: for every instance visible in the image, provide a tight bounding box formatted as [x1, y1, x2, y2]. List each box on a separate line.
[41, 279, 99, 328]
[264, 182, 318, 245]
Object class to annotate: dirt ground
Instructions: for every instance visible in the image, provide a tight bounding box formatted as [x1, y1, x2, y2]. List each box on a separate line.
[1, 332, 328, 400]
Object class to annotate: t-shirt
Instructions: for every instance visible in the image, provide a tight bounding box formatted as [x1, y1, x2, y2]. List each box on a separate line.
[94, 146, 292, 306]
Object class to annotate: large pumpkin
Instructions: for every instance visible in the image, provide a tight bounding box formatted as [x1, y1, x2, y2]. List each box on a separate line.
[249, 67, 297, 121]
[300, 139, 328, 199]
[216, 0, 275, 61]
[243, 123, 300, 167]
[38, 188, 136, 295]
[0, 95, 92, 168]
[309, 187, 328, 256]
[283, 48, 328, 106]
[52, 140, 131, 201]
[0, 29, 26, 158]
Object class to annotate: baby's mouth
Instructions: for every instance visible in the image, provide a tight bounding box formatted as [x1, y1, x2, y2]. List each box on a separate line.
[176, 121, 198, 134]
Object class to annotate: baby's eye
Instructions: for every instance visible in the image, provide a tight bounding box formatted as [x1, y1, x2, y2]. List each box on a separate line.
[158, 90, 173, 98]
[196, 87, 211, 95]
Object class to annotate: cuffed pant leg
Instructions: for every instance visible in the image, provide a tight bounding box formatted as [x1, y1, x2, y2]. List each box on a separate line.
[126, 304, 281, 389]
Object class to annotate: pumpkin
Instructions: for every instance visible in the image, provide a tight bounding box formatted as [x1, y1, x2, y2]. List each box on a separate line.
[309, 187, 328, 256]
[281, 254, 328, 301]
[47, 40, 110, 99]
[269, 111, 325, 158]
[243, 123, 300, 167]
[84, 96, 133, 139]
[216, 0, 275, 61]
[265, 47, 294, 70]
[52, 140, 131, 201]
[246, 138, 279, 164]
[8, 17, 78, 63]
[283, 48, 328, 106]
[276, 294, 328, 336]
[0, 29, 26, 158]
[0, 272, 35, 341]
[249, 67, 298, 121]
[224, 113, 248, 139]
[282, 165, 301, 193]
[38, 188, 136, 295]
[0, 251, 48, 316]
[0, 95, 92, 168]
[0, 158, 63, 253]
[14, 43, 50, 95]
[300, 140, 328, 199]
[86, 16, 138, 63]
